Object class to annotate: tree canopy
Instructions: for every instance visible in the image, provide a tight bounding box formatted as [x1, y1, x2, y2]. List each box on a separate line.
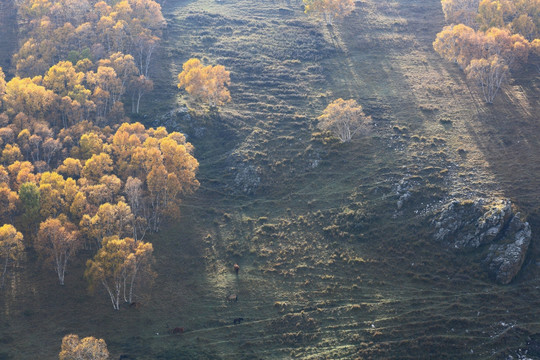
[0, 224, 24, 288]
[303, 0, 356, 25]
[317, 98, 371, 143]
[434, 0, 538, 102]
[59, 334, 109, 360]
[177, 58, 231, 108]
[85, 236, 153, 309]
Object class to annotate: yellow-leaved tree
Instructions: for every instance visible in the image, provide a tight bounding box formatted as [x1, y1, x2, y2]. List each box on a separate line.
[85, 236, 154, 309]
[177, 58, 231, 107]
[36, 217, 81, 285]
[465, 55, 509, 103]
[317, 98, 372, 142]
[303, 0, 355, 26]
[59, 334, 109, 360]
[0, 224, 24, 288]
[433, 23, 530, 102]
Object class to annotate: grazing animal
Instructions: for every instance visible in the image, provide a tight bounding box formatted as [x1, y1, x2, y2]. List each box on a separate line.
[129, 302, 141, 309]
[233, 317, 244, 325]
[172, 327, 184, 335]
[227, 294, 238, 302]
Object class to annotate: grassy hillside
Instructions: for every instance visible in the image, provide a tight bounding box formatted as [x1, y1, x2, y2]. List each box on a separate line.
[2, 0, 540, 359]
[0, 0, 17, 76]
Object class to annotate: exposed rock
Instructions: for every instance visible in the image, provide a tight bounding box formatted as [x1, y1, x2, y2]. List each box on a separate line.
[433, 198, 531, 284]
[485, 213, 531, 284]
[397, 192, 411, 210]
[153, 106, 193, 133]
[233, 163, 261, 195]
[433, 198, 512, 249]
[525, 333, 540, 357]
[395, 178, 413, 210]
[227, 128, 269, 195]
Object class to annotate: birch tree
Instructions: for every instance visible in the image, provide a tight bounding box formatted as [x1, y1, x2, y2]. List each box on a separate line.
[317, 98, 371, 142]
[177, 58, 231, 107]
[36, 217, 81, 285]
[59, 334, 109, 360]
[441, 0, 480, 27]
[85, 236, 153, 310]
[465, 55, 509, 103]
[303, 0, 355, 26]
[0, 224, 24, 288]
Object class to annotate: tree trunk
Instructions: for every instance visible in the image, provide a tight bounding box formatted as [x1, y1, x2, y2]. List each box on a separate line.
[1, 256, 8, 288]
[136, 90, 142, 113]
[102, 280, 120, 310]
[128, 266, 139, 303]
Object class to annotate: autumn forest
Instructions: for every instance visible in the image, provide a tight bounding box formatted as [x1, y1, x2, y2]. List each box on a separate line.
[1, 0, 540, 358]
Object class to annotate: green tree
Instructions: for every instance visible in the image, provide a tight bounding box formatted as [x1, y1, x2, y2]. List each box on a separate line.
[18, 182, 40, 235]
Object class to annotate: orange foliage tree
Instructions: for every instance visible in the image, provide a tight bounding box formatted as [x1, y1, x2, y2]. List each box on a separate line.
[0, 67, 5, 108]
[466, 55, 509, 102]
[433, 21, 532, 102]
[85, 236, 153, 309]
[59, 334, 109, 360]
[0, 224, 24, 288]
[177, 58, 231, 107]
[36, 217, 81, 285]
[12, 0, 165, 117]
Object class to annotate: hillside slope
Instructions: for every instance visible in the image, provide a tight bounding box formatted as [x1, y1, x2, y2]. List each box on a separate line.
[0, 0, 17, 75]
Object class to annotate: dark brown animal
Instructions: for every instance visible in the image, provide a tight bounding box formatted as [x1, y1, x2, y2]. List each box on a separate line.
[227, 294, 238, 302]
[172, 327, 184, 335]
[118, 355, 135, 360]
[233, 317, 244, 325]
[129, 302, 141, 309]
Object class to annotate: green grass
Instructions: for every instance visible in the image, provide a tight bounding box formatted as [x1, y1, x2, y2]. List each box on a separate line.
[2, 0, 540, 358]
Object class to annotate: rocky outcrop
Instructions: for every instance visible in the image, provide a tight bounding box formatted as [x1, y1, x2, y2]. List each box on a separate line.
[233, 163, 261, 195]
[395, 178, 412, 210]
[484, 214, 531, 285]
[434, 199, 513, 249]
[433, 198, 531, 284]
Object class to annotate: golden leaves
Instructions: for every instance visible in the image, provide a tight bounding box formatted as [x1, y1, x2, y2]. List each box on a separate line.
[177, 58, 231, 107]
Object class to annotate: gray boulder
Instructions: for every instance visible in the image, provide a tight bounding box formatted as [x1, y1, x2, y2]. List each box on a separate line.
[233, 163, 261, 195]
[485, 214, 531, 284]
[433, 198, 531, 284]
[434, 198, 513, 249]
